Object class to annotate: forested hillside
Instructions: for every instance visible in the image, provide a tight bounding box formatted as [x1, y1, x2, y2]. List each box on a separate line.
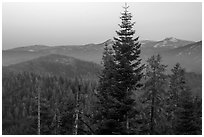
[2, 63, 202, 135]
[2, 72, 98, 134]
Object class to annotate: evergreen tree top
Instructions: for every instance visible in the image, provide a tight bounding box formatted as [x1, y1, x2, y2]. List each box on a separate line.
[116, 3, 135, 38]
[123, 3, 129, 12]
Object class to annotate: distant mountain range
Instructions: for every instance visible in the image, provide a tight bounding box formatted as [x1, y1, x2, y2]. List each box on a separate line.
[3, 37, 202, 73]
[3, 54, 101, 80]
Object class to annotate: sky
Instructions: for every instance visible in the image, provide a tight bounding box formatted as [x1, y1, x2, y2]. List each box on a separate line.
[2, 2, 202, 50]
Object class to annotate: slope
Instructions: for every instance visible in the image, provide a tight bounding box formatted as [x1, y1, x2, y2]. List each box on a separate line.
[3, 54, 102, 79]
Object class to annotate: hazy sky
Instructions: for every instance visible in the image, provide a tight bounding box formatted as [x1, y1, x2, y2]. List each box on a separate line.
[2, 2, 202, 49]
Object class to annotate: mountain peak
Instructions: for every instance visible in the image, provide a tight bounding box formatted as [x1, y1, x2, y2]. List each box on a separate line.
[163, 37, 178, 42]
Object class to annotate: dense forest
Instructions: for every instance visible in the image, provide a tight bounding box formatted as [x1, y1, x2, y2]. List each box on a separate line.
[2, 4, 202, 135]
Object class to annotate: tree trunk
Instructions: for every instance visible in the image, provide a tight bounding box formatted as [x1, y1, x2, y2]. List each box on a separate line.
[150, 67, 156, 135]
[37, 85, 41, 135]
[150, 93, 155, 135]
[126, 115, 129, 134]
[74, 85, 80, 135]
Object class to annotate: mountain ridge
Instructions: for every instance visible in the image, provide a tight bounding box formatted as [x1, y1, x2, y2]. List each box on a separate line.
[3, 54, 102, 79]
[3, 37, 202, 73]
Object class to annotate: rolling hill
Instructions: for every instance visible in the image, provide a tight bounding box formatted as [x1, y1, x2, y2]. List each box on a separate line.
[3, 54, 102, 80]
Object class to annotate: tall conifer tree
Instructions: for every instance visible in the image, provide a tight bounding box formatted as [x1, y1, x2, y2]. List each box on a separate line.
[116, 3, 144, 133]
[95, 43, 118, 134]
[96, 3, 144, 134]
[143, 54, 167, 134]
[166, 63, 186, 134]
[113, 3, 144, 134]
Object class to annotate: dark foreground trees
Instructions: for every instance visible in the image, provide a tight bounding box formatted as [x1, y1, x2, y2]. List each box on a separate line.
[3, 59, 201, 135]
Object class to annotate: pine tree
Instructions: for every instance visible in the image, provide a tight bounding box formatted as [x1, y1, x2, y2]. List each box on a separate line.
[143, 54, 167, 135]
[96, 3, 144, 134]
[95, 43, 118, 134]
[169, 63, 201, 135]
[166, 63, 186, 134]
